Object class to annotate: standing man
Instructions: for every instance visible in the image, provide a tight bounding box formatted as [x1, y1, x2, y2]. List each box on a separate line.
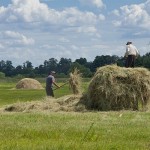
[46, 71, 60, 97]
[124, 41, 139, 68]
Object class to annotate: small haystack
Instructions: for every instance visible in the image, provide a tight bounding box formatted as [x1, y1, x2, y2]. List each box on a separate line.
[69, 68, 82, 94]
[86, 65, 150, 111]
[16, 78, 43, 89]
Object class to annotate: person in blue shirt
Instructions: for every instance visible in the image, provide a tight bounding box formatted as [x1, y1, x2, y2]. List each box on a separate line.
[46, 71, 60, 97]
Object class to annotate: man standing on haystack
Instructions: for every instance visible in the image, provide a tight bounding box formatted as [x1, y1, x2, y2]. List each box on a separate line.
[46, 71, 60, 97]
[124, 41, 139, 68]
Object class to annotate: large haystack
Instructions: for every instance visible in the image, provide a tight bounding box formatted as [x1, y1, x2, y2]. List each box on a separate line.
[16, 78, 43, 89]
[86, 65, 150, 111]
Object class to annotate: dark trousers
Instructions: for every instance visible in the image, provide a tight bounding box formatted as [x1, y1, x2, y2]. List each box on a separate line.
[125, 55, 136, 68]
[46, 87, 54, 97]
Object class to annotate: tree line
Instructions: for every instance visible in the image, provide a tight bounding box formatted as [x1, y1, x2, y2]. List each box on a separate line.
[0, 52, 150, 78]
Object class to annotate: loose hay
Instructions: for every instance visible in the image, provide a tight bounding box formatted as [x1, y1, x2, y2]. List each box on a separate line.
[16, 78, 43, 89]
[86, 65, 150, 111]
[3, 95, 87, 113]
[69, 68, 82, 94]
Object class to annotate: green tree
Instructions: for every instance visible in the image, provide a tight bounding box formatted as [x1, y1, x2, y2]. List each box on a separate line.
[44, 58, 58, 73]
[15, 65, 23, 75]
[22, 61, 33, 75]
[143, 53, 150, 69]
[0, 60, 5, 72]
[75, 58, 87, 66]
[93, 55, 118, 71]
[4, 60, 14, 76]
[70, 62, 93, 77]
[58, 58, 72, 75]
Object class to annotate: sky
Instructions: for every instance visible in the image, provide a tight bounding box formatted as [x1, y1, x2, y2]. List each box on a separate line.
[0, 0, 150, 67]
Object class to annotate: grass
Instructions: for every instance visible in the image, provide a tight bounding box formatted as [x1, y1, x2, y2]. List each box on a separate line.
[0, 78, 89, 106]
[0, 83, 70, 107]
[0, 112, 150, 150]
[0, 78, 150, 150]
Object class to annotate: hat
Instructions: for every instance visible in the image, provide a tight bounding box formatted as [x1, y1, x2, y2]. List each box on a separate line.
[126, 41, 132, 45]
[51, 71, 56, 74]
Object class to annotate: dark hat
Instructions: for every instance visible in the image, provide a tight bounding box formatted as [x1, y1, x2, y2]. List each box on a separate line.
[126, 41, 132, 45]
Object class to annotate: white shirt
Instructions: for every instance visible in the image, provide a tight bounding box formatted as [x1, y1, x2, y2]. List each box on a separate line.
[125, 44, 139, 57]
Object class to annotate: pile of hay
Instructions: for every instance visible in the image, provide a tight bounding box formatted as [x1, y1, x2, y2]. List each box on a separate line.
[86, 65, 150, 111]
[69, 68, 82, 94]
[16, 78, 43, 89]
[3, 95, 86, 113]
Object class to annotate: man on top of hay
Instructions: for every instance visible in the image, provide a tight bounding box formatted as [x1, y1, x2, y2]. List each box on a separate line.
[46, 71, 60, 97]
[124, 41, 139, 68]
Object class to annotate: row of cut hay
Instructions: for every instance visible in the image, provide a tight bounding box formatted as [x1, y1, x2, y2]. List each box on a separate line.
[86, 65, 150, 111]
[3, 95, 86, 113]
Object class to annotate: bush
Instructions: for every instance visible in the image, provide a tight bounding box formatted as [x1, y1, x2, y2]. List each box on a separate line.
[0, 72, 5, 78]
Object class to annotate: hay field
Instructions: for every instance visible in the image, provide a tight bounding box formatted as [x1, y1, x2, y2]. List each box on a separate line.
[0, 78, 150, 150]
[0, 112, 150, 150]
[0, 79, 77, 106]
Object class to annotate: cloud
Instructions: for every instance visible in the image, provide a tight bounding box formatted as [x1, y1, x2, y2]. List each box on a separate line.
[0, 0, 116, 66]
[76, 26, 97, 34]
[79, 0, 104, 8]
[2, 31, 35, 46]
[112, 0, 150, 30]
[0, 0, 104, 28]
[0, 43, 4, 49]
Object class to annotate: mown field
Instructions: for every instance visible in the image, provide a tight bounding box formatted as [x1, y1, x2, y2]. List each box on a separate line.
[0, 78, 150, 150]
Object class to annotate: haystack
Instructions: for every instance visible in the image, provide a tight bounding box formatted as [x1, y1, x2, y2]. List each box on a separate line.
[86, 65, 150, 111]
[16, 78, 43, 89]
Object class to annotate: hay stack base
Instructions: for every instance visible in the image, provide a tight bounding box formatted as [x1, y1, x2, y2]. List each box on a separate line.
[87, 65, 150, 111]
[16, 78, 43, 89]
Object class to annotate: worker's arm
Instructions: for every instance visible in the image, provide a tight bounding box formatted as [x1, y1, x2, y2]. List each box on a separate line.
[53, 81, 60, 88]
[135, 48, 139, 58]
[124, 46, 129, 58]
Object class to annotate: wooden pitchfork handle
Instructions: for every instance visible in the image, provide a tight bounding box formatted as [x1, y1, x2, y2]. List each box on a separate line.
[53, 81, 69, 91]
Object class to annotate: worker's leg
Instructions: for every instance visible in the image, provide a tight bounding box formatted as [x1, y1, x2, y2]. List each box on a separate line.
[127, 55, 133, 67]
[46, 87, 54, 97]
[49, 88, 54, 97]
[131, 55, 136, 68]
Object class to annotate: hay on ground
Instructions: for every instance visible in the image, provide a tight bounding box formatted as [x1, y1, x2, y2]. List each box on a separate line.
[16, 78, 43, 89]
[69, 68, 82, 94]
[86, 65, 150, 111]
[3, 95, 86, 113]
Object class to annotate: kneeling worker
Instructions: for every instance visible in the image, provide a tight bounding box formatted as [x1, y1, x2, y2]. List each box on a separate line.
[46, 71, 60, 97]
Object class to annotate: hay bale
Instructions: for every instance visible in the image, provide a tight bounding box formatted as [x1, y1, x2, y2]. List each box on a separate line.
[86, 65, 150, 111]
[69, 68, 82, 94]
[16, 78, 43, 89]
